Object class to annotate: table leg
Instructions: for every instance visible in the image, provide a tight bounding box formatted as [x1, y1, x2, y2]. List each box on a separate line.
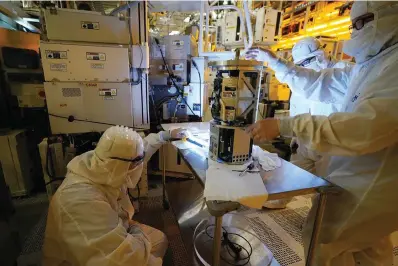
[306, 193, 327, 266]
[212, 216, 223, 266]
[162, 144, 169, 210]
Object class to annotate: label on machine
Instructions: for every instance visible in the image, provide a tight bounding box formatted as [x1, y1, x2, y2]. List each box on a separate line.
[172, 40, 184, 46]
[222, 91, 236, 98]
[86, 52, 106, 61]
[193, 103, 201, 111]
[81, 21, 100, 30]
[172, 63, 184, 71]
[50, 63, 67, 72]
[98, 88, 117, 96]
[46, 50, 68, 59]
[225, 106, 236, 121]
[91, 63, 105, 69]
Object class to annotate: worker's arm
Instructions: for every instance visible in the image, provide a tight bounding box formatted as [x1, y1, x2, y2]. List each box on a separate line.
[246, 48, 351, 104]
[279, 67, 398, 156]
[143, 129, 188, 162]
[143, 132, 168, 163]
[273, 58, 352, 104]
[59, 184, 162, 266]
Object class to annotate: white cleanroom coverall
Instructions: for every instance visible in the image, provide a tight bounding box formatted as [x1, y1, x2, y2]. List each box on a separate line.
[289, 37, 351, 118]
[289, 37, 353, 177]
[264, 38, 352, 209]
[42, 126, 185, 266]
[252, 1, 398, 265]
[276, 2, 398, 265]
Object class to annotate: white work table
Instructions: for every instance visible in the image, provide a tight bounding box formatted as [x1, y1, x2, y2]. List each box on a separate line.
[160, 122, 337, 266]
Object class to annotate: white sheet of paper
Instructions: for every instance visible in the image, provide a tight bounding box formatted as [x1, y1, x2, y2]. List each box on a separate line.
[204, 160, 268, 209]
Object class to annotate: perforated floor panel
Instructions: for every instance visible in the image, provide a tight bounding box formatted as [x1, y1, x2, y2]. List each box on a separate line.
[134, 195, 190, 266]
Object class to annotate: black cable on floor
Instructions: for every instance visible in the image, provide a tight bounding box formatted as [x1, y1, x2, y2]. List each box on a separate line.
[205, 225, 253, 266]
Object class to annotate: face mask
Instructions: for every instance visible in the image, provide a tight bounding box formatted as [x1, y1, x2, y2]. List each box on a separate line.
[316, 54, 329, 70]
[305, 60, 322, 72]
[343, 20, 377, 63]
[126, 163, 144, 188]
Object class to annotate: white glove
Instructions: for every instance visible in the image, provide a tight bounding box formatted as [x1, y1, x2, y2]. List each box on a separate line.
[245, 47, 279, 68]
[170, 128, 189, 139]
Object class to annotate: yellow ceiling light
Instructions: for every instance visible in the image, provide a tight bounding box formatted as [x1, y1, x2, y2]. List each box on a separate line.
[291, 35, 305, 41]
[326, 11, 339, 17]
[307, 24, 327, 32]
[336, 31, 349, 36]
[329, 17, 351, 26]
[322, 27, 340, 34]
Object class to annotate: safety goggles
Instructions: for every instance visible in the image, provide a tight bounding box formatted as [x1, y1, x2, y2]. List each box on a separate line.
[348, 13, 375, 33]
[110, 152, 145, 164]
[296, 56, 316, 67]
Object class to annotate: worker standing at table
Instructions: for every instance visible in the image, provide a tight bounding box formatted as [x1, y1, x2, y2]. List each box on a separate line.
[288, 37, 352, 176]
[246, 1, 398, 265]
[264, 37, 353, 209]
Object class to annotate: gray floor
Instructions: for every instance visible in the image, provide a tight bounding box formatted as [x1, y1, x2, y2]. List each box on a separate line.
[12, 193, 49, 245]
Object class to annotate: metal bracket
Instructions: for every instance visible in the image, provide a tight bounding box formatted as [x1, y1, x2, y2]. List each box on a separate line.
[241, 75, 256, 95]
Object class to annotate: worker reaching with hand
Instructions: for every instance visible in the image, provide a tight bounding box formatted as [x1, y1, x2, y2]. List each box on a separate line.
[289, 37, 353, 175]
[263, 37, 353, 209]
[42, 126, 187, 266]
[246, 1, 398, 265]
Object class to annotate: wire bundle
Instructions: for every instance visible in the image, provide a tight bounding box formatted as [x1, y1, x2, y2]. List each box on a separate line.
[205, 225, 253, 266]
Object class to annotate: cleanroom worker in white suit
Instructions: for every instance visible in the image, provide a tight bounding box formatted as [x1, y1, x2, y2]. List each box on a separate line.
[264, 38, 353, 209]
[289, 37, 350, 118]
[246, 1, 398, 265]
[42, 126, 187, 266]
[289, 37, 353, 175]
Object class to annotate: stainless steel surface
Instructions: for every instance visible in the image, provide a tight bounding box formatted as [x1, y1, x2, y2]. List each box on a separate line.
[161, 122, 210, 132]
[212, 216, 223, 266]
[194, 214, 275, 266]
[178, 148, 330, 200]
[162, 122, 332, 266]
[208, 60, 264, 69]
[306, 193, 328, 266]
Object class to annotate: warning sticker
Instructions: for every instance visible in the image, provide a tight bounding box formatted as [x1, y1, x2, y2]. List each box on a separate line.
[81, 21, 100, 30]
[86, 52, 106, 61]
[99, 88, 117, 96]
[172, 40, 184, 46]
[222, 91, 236, 98]
[46, 50, 67, 59]
[91, 63, 104, 69]
[172, 63, 184, 71]
[85, 83, 98, 87]
[50, 63, 67, 72]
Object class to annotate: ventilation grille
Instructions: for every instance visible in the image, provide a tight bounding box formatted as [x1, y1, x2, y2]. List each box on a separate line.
[62, 88, 81, 97]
